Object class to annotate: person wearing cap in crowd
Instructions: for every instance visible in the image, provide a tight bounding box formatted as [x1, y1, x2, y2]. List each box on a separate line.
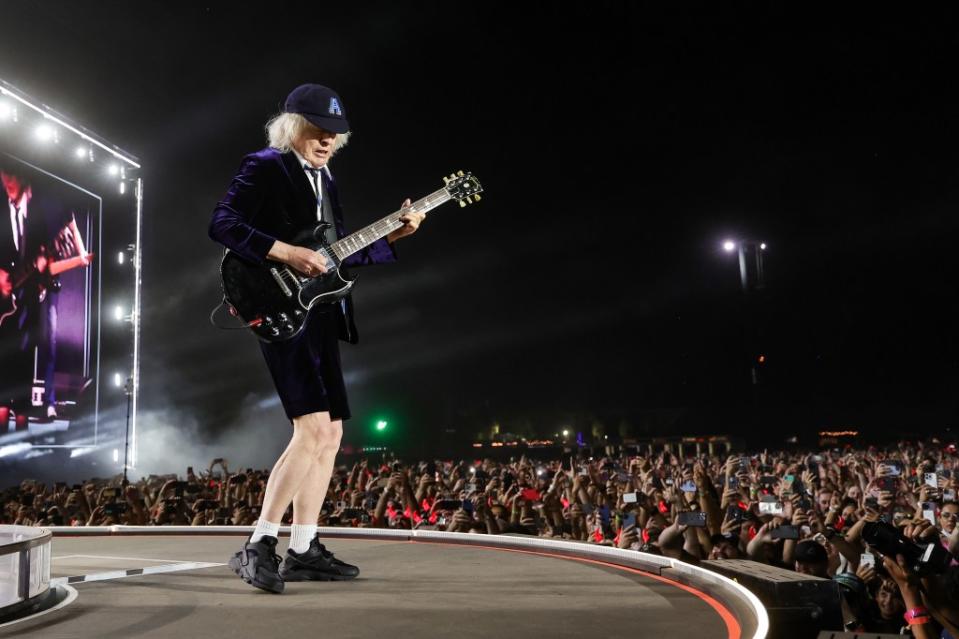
[793, 539, 830, 578]
[708, 532, 742, 559]
[210, 84, 425, 594]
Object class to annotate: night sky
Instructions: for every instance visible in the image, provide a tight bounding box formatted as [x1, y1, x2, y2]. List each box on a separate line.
[1, 2, 957, 462]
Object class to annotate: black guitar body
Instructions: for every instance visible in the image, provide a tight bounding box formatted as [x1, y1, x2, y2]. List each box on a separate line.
[215, 170, 482, 342]
[220, 223, 353, 342]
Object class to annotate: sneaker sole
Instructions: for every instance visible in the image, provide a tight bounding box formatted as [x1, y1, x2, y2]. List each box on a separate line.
[229, 555, 285, 593]
[279, 569, 359, 582]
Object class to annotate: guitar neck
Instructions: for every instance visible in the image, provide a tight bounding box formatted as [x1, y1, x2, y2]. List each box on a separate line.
[13, 254, 92, 287]
[49, 254, 92, 276]
[329, 187, 452, 261]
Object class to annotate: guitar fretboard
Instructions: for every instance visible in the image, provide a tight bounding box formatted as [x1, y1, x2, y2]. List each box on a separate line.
[330, 187, 452, 261]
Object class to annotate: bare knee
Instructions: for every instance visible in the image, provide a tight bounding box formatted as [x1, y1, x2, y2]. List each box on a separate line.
[291, 413, 341, 456]
[316, 419, 342, 454]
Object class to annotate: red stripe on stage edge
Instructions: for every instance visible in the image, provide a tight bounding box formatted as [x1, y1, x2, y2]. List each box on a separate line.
[415, 541, 742, 639]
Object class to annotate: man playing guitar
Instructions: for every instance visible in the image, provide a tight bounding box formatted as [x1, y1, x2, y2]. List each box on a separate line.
[1, 162, 92, 428]
[210, 84, 425, 593]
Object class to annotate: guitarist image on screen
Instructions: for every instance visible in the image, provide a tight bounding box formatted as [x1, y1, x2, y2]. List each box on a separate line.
[209, 84, 425, 593]
[0, 162, 92, 429]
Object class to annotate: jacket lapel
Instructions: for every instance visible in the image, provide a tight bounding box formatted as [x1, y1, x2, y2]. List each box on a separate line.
[279, 151, 318, 221]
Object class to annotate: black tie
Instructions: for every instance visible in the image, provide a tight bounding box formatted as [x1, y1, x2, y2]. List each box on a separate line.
[11, 202, 25, 260]
[304, 167, 337, 245]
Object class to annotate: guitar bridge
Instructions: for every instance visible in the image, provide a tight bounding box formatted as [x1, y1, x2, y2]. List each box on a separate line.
[269, 267, 294, 298]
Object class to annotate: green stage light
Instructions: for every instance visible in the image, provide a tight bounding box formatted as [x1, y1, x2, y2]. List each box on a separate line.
[376, 420, 388, 431]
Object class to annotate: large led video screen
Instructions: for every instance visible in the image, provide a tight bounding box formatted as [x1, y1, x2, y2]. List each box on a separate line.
[0, 152, 99, 433]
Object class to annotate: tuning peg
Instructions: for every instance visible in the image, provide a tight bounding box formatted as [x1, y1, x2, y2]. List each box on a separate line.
[459, 200, 467, 208]
[465, 196, 473, 204]
[443, 176, 450, 184]
[473, 194, 481, 201]
[449, 173, 457, 180]
[457, 170, 464, 176]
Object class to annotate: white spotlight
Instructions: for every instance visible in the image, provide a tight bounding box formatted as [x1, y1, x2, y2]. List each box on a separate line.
[562, 429, 569, 437]
[75, 146, 87, 158]
[119, 181, 126, 195]
[35, 124, 57, 143]
[114, 373, 123, 387]
[760, 242, 767, 250]
[0, 102, 16, 122]
[114, 305, 124, 321]
[108, 164, 120, 176]
[118, 251, 125, 265]
[113, 448, 119, 463]
[723, 240, 736, 252]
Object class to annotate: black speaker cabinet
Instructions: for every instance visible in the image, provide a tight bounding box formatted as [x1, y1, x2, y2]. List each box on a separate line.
[702, 559, 844, 639]
[816, 633, 903, 638]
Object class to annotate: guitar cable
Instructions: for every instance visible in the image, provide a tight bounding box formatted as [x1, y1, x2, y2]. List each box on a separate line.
[209, 297, 264, 330]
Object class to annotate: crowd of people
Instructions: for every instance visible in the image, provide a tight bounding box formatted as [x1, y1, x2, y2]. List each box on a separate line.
[3, 439, 958, 636]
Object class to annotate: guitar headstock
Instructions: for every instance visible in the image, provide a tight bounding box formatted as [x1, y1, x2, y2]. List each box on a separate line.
[443, 171, 483, 207]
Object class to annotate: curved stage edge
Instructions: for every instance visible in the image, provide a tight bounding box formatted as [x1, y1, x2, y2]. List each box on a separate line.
[11, 526, 768, 638]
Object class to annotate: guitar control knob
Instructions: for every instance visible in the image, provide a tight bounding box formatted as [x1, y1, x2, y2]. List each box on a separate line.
[263, 316, 274, 326]
[270, 327, 280, 337]
[278, 313, 289, 322]
[293, 310, 304, 318]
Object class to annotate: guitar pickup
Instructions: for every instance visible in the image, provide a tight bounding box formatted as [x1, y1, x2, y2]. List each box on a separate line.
[269, 267, 293, 298]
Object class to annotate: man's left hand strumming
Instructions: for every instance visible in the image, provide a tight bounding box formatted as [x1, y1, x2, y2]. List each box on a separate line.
[387, 198, 425, 243]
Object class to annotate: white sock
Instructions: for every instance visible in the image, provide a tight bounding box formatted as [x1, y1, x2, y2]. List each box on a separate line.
[250, 519, 280, 543]
[289, 523, 317, 554]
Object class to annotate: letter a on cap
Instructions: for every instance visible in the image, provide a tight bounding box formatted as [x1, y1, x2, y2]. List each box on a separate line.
[329, 98, 342, 116]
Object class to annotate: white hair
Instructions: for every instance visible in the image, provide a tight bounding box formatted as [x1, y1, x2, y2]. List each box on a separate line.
[265, 112, 351, 154]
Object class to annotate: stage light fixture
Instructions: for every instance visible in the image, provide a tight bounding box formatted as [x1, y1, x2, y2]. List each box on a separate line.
[760, 242, 767, 250]
[35, 123, 57, 143]
[0, 101, 15, 121]
[114, 373, 123, 387]
[108, 163, 119, 176]
[113, 448, 119, 462]
[114, 305, 124, 321]
[74, 146, 86, 158]
[723, 240, 736, 252]
[117, 251, 125, 265]
[119, 181, 126, 195]
[562, 429, 569, 437]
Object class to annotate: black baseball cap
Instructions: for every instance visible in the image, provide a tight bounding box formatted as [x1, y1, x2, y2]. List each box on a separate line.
[284, 84, 350, 134]
[710, 532, 740, 546]
[795, 540, 828, 564]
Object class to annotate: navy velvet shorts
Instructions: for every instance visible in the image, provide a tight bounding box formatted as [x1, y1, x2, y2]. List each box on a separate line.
[257, 307, 351, 421]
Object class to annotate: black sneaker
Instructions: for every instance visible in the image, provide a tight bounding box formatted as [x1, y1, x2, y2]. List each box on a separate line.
[279, 535, 360, 581]
[229, 535, 285, 593]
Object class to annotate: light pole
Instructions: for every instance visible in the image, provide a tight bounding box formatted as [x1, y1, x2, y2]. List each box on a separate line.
[722, 239, 770, 438]
[723, 239, 767, 292]
[123, 376, 133, 484]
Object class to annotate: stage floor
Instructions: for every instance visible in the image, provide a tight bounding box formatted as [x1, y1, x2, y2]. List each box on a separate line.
[3, 535, 734, 638]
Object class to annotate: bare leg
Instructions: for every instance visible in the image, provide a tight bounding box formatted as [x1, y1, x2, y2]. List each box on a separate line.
[292, 419, 342, 524]
[258, 411, 332, 523]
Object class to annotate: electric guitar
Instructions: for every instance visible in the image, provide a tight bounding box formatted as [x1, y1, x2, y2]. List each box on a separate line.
[219, 171, 482, 342]
[0, 253, 94, 326]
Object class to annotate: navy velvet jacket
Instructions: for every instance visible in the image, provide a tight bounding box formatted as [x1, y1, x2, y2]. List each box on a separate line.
[209, 148, 397, 343]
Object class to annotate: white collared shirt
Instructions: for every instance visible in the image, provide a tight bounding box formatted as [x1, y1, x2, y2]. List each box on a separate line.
[8, 191, 28, 253]
[292, 149, 332, 221]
